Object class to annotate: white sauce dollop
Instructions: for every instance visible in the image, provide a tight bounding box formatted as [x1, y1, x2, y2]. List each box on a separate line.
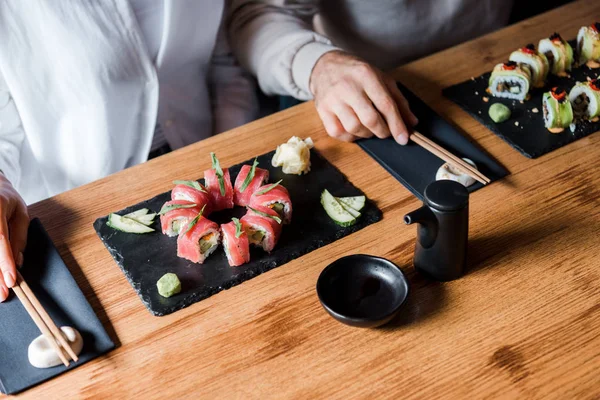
[28, 326, 83, 368]
[435, 158, 478, 187]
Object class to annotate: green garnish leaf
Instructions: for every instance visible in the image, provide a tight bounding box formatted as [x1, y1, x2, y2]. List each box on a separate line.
[232, 217, 244, 238]
[239, 158, 259, 193]
[173, 180, 207, 193]
[210, 152, 226, 196]
[255, 179, 283, 196]
[247, 206, 282, 224]
[184, 205, 206, 234]
[159, 202, 198, 215]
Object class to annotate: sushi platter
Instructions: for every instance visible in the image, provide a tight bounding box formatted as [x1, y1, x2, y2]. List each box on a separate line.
[444, 23, 600, 158]
[94, 146, 382, 316]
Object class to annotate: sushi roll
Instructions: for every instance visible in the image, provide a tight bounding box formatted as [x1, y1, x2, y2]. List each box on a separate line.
[249, 181, 292, 224]
[171, 182, 212, 214]
[488, 61, 531, 101]
[543, 87, 573, 133]
[221, 218, 251, 267]
[577, 22, 600, 68]
[569, 79, 600, 121]
[177, 210, 220, 264]
[160, 200, 201, 237]
[204, 153, 234, 211]
[538, 33, 573, 76]
[509, 44, 549, 88]
[241, 205, 283, 253]
[233, 160, 269, 207]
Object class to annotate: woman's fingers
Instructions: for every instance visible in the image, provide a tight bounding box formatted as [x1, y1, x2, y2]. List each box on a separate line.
[9, 204, 29, 269]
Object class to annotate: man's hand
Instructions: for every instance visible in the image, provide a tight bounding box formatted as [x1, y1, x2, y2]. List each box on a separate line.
[0, 174, 28, 302]
[309, 51, 418, 144]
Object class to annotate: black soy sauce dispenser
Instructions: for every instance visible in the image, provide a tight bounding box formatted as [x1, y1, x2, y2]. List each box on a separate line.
[404, 180, 469, 281]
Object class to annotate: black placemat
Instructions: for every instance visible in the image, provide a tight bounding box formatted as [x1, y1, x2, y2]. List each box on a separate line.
[358, 83, 509, 200]
[0, 219, 115, 395]
[443, 40, 600, 158]
[94, 150, 382, 316]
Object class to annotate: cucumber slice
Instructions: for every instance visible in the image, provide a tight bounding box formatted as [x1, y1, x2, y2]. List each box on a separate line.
[124, 208, 150, 218]
[338, 200, 361, 218]
[321, 189, 357, 227]
[107, 213, 155, 234]
[128, 213, 157, 226]
[336, 196, 366, 212]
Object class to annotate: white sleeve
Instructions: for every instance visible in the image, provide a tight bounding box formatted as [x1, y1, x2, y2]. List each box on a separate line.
[227, 0, 341, 100]
[209, 22, 260, 135]
[0, 71, 24, 187]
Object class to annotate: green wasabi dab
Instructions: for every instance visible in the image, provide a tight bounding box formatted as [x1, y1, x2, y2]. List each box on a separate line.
[488, 103, 511, 123]
[157, 273, 181, 298]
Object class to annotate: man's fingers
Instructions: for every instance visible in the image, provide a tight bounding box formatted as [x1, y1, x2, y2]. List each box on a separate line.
[317, 108, 358, 142]
[0, 273, 7, 302]
[332, 104, 373, 139]
[364, 78, 410, 145]
[349, 93, 390, 139]
[9, 206, 29, 269]
[386, 78, 419, 127]
[0, 217, 16, 288]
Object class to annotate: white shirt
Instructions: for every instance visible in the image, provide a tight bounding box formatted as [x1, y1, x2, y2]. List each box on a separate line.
[0, 0, 258, 204]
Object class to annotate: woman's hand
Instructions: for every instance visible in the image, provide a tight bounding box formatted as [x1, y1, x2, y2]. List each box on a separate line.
[0, 174, 28, 302]
[309, 51, 418, 144]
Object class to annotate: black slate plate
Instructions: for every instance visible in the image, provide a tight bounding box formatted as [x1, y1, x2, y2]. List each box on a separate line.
[94, 150, 382, 316]
[0, 219, 115, 395]
[443, 40, 600, 158]
[358, 83, 509, 200]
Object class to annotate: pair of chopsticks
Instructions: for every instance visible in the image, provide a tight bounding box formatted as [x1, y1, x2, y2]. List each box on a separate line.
[12, 271, 78, 367]
[410, 131, 491, 185]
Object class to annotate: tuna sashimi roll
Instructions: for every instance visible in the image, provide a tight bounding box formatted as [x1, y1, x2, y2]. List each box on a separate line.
[543, 87, 573, 133]
[488, 61, 531, 101]
[509, 44, 549, 88]
[204, 153, 234, 211]
[233, 159, 269, 206]
[177, 208, 220, 264]
[159, 200, 201, 237]
[241, 205, 282, 252]
[171, 181, 212, 214]
[569, 79, 600, 121]
[221, 218, 251, 267]
[538, 33, 573, 76]
[249, 181, 292, 224]
[577, 22, 600, 67]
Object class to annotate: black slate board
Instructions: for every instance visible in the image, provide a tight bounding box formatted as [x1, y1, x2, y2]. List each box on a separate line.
[443, 40, 600, 158]
[358, 83, 509, 200]
[0, 219, 115, 395]
[94, 150, 382, 316]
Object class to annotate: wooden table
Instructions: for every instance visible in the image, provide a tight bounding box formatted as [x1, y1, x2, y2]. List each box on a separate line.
[13, 1, 600, 398]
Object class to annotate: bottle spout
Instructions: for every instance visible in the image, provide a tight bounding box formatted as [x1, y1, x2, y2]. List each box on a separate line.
[404, 205, 434, 225]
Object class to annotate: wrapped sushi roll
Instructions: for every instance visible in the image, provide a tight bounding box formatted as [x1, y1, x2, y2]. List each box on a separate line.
[577, 22, 600, 68]
[204, 153, 234, 211]
[177, 209, 220, 264]
[221, 218, 251, 267]
[543, 87, 573, 133]
[241, 205, 283, 252]
[538, 33, 573, 76]
[569, 79, 600, 121]
[488, 61, 531, 101]
[171, 181, 212, 214]
[509, 44, 549, 88]
[249, 181, 292, 224]
[160, 200, 201, 237]
[233, 160, 269, 207]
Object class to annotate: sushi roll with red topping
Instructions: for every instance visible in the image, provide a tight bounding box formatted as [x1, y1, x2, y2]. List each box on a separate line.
[538, 33, 574, 76]
[233, 159, 269, 206]
[509, 43, 549, 88]
[159, 200, 201, 237]
[177, 208, 220, 264]
[577, 22, 600, 67]
[488, 61, 531, 101]
[249, 181, 292, 224]
[241, 205, 282, 252]
[204, 153, 234, 211]
[221, 218, 251, 267]
[171, 181, 212, 214]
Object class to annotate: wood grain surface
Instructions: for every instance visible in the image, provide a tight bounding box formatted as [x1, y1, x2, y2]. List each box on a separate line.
[9, 1, 600, 398]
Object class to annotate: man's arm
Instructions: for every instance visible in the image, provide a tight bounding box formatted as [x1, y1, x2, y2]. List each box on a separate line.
[227, 0, 417, 144]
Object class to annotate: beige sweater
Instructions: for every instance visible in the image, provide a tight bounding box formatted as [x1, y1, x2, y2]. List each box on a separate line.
[228, 0, 513, 100]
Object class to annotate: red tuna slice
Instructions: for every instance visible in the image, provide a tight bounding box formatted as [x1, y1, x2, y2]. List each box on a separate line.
[221, 220, 251, 267]
[160, 200, 201, 237]
[233, 165, 269, 206]
[177, 216, 220, 264]
[204, 168, 234, 211]
[249, 184, 292, 224]
[171, 184, 213, 214]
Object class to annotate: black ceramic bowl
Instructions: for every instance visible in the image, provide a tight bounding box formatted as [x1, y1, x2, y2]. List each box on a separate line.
[316, 254, 409, 328]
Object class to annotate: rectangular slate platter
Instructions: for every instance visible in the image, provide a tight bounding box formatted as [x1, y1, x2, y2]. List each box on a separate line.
[94, 150, 382, 316]
[0, 218, 115, 395]
[358, 83, 509, 200]
[443, 39, 600, 158]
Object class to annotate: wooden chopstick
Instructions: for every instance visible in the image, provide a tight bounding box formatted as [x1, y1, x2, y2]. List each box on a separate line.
[12, 283, 70, 367]
[16, 271, 79, 362]
[410, 132, 491, 185]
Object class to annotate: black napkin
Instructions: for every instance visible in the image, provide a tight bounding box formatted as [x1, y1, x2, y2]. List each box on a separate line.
[0, 218, 115, 395]
[358, 83, 509, 200]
